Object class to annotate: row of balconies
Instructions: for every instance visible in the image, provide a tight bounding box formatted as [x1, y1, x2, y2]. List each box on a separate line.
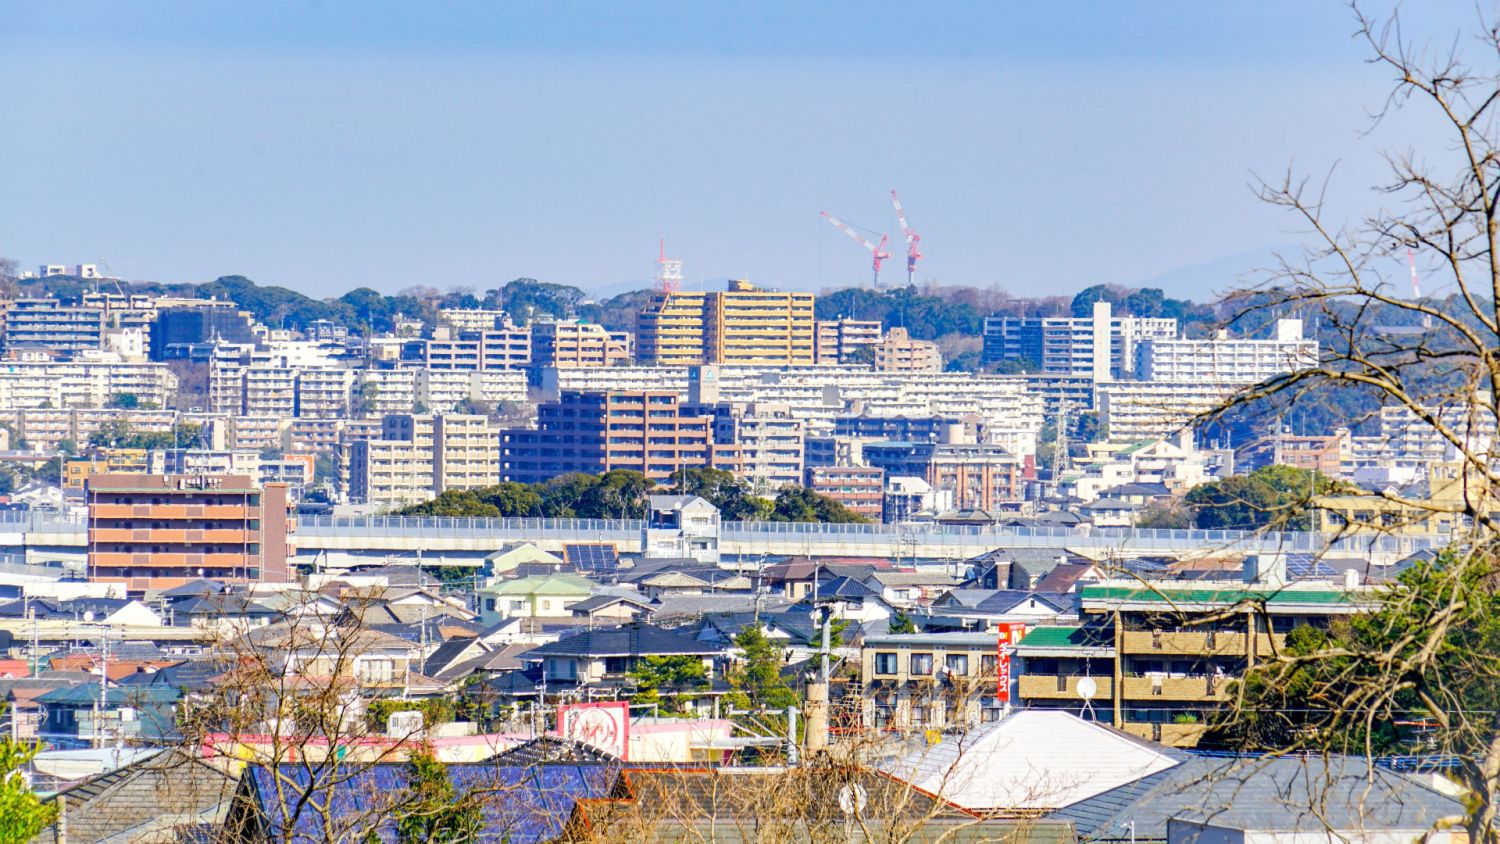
[91, 551, 256, 567]
[1119, 630, 1286, 657]
[1018, 674, 1230, 702]
[91, 528, 255, 543]
[91, 504, 251, 520]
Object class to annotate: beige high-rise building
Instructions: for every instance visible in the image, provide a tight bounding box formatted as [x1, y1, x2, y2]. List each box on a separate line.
[875, 327, 943, 373]
[532, 320, 632, 368]
[637, 280, 816, 367]
[345, 413, 501, 508]
[637, 290, 710, 366]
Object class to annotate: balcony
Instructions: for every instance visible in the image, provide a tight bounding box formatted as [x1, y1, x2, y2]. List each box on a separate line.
[1018, 674, 1113, 701]
[1121, 630, 1252, 656]
[1121, 720, 1209, 747]
[1119, 675, 1230, 702]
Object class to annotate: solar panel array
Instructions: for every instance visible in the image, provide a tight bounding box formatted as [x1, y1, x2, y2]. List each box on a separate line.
[1284, 553, 1339, 580]
[565, 543, 620, 574]
[249, 763, 614, 843]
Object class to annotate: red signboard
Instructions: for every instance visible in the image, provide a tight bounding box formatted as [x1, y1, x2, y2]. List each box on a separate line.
[994, 623, 1028, 703]
[557, 701, 630, 760]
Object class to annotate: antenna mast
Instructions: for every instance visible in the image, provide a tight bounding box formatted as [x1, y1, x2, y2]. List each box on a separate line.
[1409, 247, 1433, 329]
[655, 239, 683, 294]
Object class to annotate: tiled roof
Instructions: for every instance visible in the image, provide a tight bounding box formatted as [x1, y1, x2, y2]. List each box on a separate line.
[526, 623, 720, 658]
[37, 749, 240, 844]
[488, 735, 621, 766]
[1050, 754, 1462, 840]
[244, 762, 615, 844]
[1079, 585, 1360, 607]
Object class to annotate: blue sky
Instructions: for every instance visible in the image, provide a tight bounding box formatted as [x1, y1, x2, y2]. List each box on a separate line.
[0, 2, 1478, 300]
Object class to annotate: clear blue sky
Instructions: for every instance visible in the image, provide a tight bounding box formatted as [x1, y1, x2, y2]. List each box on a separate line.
[0, 2, 1476, 301]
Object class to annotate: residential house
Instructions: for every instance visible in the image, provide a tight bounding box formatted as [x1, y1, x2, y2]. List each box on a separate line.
[860, 631, 1006, 730]
[480, 574, 598, 623]
[523, 623, 723, 705]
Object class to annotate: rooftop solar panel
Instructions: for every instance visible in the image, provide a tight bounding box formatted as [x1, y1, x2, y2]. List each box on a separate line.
[565, 543, 620, 573]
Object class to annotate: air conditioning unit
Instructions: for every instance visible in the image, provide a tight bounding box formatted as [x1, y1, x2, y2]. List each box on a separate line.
[387, 710, 424, 737]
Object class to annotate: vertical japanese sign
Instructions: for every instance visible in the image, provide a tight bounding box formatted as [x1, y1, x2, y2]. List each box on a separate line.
[994, 623, 1028, 703]
[557, 701, 630, 760]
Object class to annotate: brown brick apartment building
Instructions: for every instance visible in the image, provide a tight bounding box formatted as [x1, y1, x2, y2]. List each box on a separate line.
[85, 473, 294, 591]
[502, 391, 739, 483]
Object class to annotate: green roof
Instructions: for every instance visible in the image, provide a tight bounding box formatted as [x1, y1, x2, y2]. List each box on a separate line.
[1079, 584, 1358, 607]
[1016, 626, 1086, 648]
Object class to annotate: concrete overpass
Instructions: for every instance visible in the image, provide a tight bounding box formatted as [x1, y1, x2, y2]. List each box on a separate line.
[0, 512, 1431, 572]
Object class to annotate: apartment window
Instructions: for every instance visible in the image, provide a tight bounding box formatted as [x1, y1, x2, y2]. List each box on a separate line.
[909, 653, 934, 676]
[945, 654, 970, 676]
[356, 658, 395, 683]
[547, 658, 577, 681]
[874, 652, 899, 675]
[980, 654, 998, 675]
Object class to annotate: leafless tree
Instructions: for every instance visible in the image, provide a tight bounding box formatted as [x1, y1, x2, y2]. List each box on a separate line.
[1199, 5, 1500, 842]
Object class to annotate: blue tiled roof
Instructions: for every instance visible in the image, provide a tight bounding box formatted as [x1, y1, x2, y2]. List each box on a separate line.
[246, 762, 615, 843]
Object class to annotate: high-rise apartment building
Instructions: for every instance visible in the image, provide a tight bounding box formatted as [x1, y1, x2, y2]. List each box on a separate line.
[502, 390, 736, 483]
[1134, 319, 1316, 383]
[636, 280, 816, 367]
[806, 465, 884, 519]
[532, 320, 632, 369]
[85, 473, 293, 590]
[982, 302, 1177, 381]
[407, 324, 531, 370]
[344, 413, 501, 507]
[874, 327, 943, 373]
[861, 440, 1022, 512]
[814, 319, 882, 365]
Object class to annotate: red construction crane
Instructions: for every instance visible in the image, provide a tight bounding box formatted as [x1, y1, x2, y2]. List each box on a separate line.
[821, 211, 891, 288]
[890, 189, 922, 285]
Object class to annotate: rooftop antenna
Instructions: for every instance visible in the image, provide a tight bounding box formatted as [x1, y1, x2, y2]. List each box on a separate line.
[890, 190, 923, 286]
[655, 240, 683, 294]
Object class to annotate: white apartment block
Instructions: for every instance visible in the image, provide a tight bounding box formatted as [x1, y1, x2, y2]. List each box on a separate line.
[0, 361, 177, 411]
[242, 368, 297, 417]
[1135, 319, 1317, 383]
[345, 413, 501, 507]
[432, 414, 502, 492]
[719, 404, 804, 492]
[345, 439, 433, 509]
[0, 408, 176, 452]
[148, 448, 264, 478]
[295, 368, 357, 418]
[1096, 381, 1243, 443]
[437, 308, 512, 332]
[983, 301, 1177, 381]
[357, 369, 418, 416]
[469, 370, 528, 405]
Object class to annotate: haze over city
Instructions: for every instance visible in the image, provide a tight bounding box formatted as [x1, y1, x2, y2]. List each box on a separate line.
[0, 1, 1467, 299]
[2, 4, 1499, 842]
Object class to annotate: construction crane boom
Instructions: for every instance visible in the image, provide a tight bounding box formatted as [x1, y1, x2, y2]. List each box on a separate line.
[890, 189, 923, 285]
[821, 211, 891, 287]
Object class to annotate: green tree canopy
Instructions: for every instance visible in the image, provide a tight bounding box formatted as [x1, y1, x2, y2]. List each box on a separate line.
[0, 720, 54, 844]
[1184, 464, 1341, 531]
[727, 625, 797, 712]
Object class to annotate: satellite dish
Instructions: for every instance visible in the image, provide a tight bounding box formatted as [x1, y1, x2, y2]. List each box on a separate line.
[1076, 677, 1098, 701]
[837, 783, 868, 817]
